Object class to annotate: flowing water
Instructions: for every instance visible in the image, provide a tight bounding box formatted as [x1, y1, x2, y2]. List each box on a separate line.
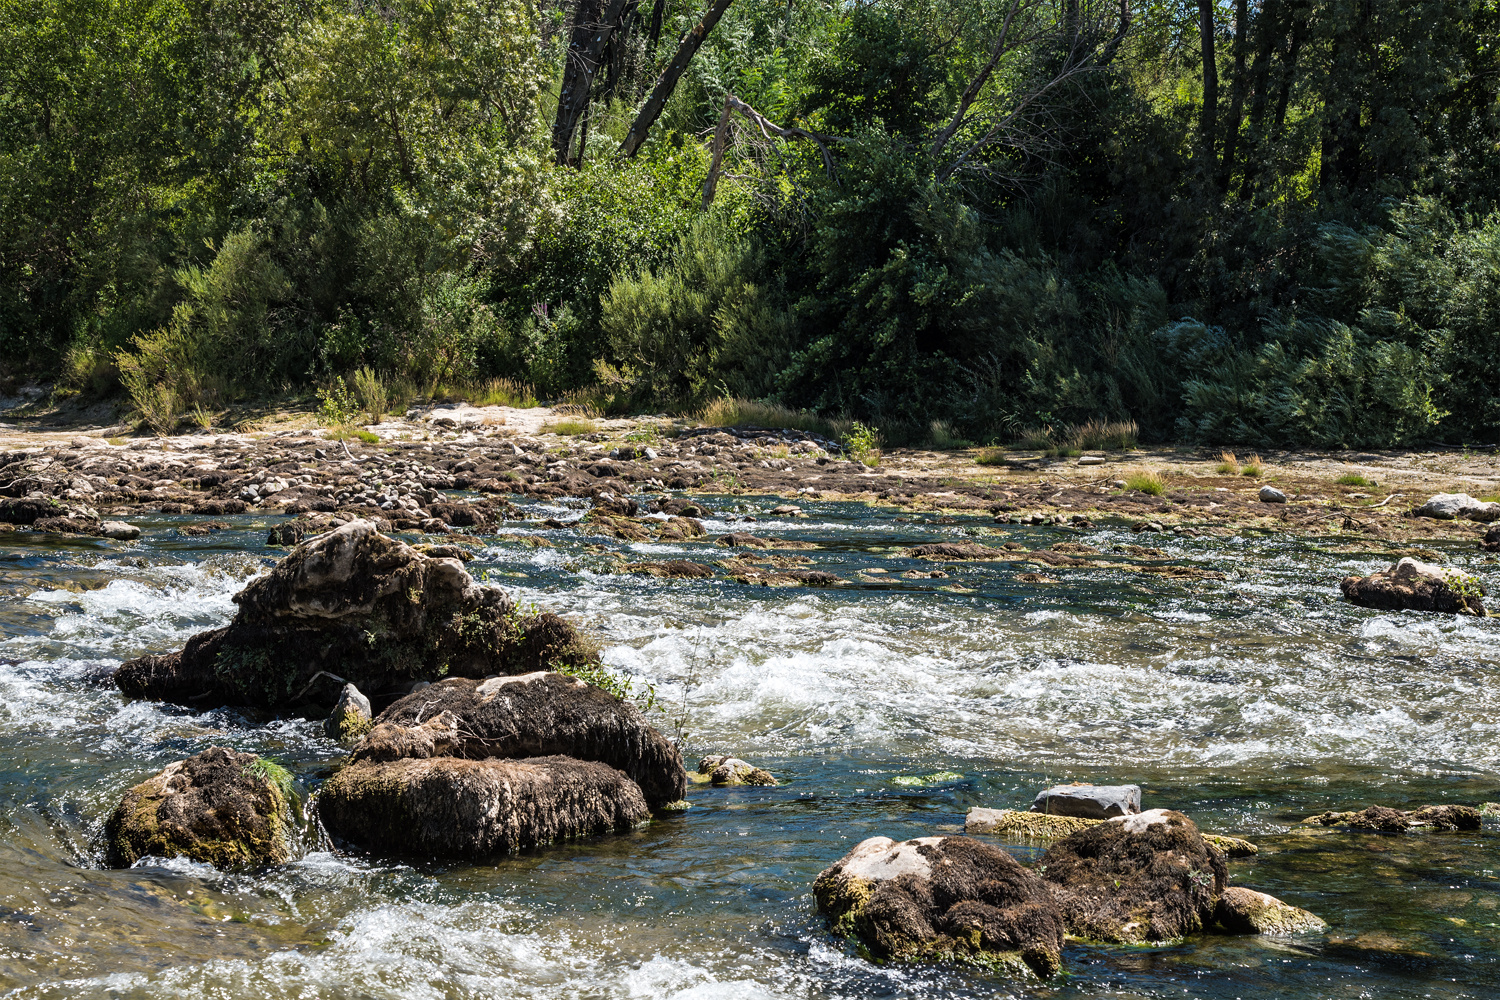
[2, 496, 1498, 998]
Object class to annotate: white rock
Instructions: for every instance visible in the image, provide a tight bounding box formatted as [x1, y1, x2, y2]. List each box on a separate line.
[1077, 455, 1106, 466]
[1415, 492, 1497, 520]
[1259, 486, 1286, 503]
[100, 521, 141, 540]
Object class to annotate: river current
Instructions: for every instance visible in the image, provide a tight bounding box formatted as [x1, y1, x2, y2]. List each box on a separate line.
[1, 495, 1497, 998]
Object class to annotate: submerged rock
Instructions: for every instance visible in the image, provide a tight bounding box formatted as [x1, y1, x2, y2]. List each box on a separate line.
[1214, 887, 1326, 935]
[325, 683, 373, 742]
[1039, 809, 1227, 943]
[905, 541, 1005, 560]
[814, 835, 1066, 977]
[1302, 803, 1481, 832]
[1339, 557, 1486, 616]
[966, 808, 1258, 857]
[105, 747, 293, 868]
[697, 754, 777, 786]
[318, 755, 649, 857]
[1031, 783, 1140, 819]
[114, 521, 598, 710]
[625, 560, 715, 579]
[357, 673, 687, 806]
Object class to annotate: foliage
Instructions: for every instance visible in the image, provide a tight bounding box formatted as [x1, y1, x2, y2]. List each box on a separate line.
[317, 376, 359, 426]
[4, 0, 1500, 448]
[1125, 471, 1165, 496]
[841, 422, 882, 466]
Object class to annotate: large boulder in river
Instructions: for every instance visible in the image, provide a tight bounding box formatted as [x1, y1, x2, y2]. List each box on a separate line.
[813, 835, 1066, 977]
[355, 673, 687, 806]
[105, 747, 293, 868]
[1214, 887, 1325, 935]
[317, 755, 649, 857]
[1031, 783, 1140, 819]
[114, 521, 598, 710]
[1339, 557, 1486, 616]
[1302, 803, 1481, 832]
[1038, 809, 1227, 943]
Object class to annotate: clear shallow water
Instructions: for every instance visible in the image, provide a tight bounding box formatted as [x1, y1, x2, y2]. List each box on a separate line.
[2, 499, 1498, 998]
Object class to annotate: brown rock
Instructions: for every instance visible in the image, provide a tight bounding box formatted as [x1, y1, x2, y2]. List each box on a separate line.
[318, 755, 649, 857]
[1340, 557, 1486, 615]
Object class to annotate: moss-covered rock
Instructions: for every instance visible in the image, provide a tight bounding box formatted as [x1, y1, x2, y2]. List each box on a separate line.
[1038, 809, 1227, 943]
[1340, 557, 1486, 615]
[1303, 803, 1481, 831]
[1214, 887, 1326, 935]
[114, 521, 599, 711]
[358, 672, 686, 806]
[317, 755, 649, 857]
[965, 807, 1258, 857]
[325, 683, 373, 742]
[105, 746, 293, 868]
[814, 835, 1066, 978]
[696, 754, 777, 786]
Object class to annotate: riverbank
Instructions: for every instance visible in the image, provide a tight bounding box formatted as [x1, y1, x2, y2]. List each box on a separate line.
[2, 400, 1497, 552]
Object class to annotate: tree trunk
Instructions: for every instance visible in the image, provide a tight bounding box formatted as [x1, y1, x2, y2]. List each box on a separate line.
[1197, 0, 1218, 167]
[1217, 0, 1250, 190]
[552, 0, 632, 166]
[618, 0, 736, 158]
[644, 0, 666, 61]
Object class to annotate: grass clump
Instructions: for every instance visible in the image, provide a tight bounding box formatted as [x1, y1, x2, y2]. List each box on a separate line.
[242, 756, 296, 803]
[328, 425, 379, 443]
[928, 420, 974, 450]
[1241, 453, 1265, 477]
[541, 417, 597, 435]
[1125, 470, 1167, 496]
[1215, 450, 1240, 475]
[841, 421, 882, 466]
[697, 397, 849, 439]
[1335, 472, 1375, 487]
[1011, 420, 1138, 456]
[975, 447, 1009, 466]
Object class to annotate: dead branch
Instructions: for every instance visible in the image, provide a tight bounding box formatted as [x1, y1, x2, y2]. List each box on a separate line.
[700, 94, 847, 209]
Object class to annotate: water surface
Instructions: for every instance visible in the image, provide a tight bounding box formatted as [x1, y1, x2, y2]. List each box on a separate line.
[2, 498, 1497, 998]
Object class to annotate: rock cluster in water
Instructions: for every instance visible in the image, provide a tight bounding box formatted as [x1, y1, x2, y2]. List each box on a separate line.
[113, 520, 597, 710]
[820, 809, 1324, 978]
[1302, 803, 1481, 832]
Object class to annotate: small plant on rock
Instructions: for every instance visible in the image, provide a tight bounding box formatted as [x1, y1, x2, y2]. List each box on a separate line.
[842, 422, 882, 466]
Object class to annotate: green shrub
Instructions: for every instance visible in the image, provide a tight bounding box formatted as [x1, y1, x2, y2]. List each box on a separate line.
[1125, 471, 1166, 496]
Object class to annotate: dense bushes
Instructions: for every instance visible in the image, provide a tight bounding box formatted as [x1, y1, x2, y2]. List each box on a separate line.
[3, 0, 1499, 447]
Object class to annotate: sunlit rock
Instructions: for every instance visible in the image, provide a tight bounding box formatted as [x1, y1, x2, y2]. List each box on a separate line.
[1339, 556, 1486, 615]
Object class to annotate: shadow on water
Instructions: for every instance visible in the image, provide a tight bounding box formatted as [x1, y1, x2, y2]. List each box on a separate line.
[1, 495, 1498, 997]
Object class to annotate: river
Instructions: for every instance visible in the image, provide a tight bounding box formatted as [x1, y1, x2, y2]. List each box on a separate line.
[1, 495, 1496, 998]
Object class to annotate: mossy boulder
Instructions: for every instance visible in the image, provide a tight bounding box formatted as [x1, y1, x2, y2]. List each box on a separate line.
[1302, 803, 1481, 832]
[325, 683, 373, 742]
[317, 755, 649, 857]
[696, 754, 777, 786]
[1214, 887, 1326, 935]
[1038, 809, 1227, 943]
[1340, 557, 1486, 615]
[357, 672, 687, 806]
[114, 520, 599, 710]
[105, 747, 293, 868]
[814, 835, 1066, 978]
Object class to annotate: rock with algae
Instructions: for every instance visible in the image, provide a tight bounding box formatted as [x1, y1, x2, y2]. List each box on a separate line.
[325, 683, 373, 742]
[1302, 803, 1481, 832]
[965, 808, 1258, 857]
[105, 746, 293, 868]
[114, 521, 598, 711]
[697, 754, 777, 786]
[1214, 887, 1325, 935]
[814, 835, 1066, 978]
[1339, 557, 1486, 616]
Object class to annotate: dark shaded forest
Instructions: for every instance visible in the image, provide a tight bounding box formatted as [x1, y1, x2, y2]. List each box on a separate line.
[2, 0, 1499, 446]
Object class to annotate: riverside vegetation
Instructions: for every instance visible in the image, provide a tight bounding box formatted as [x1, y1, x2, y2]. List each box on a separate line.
[4, 0, 1500, 448]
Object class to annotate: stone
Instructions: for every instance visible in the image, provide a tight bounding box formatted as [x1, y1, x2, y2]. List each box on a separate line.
[115, 521, 599, 710]
[965, 808, 1258, 857]
[1416, 492, 1500, 521]
[905, 541, 1006, 560]
[1031, 783, 1141, 819]
[105, 747, 293, 868]
[1258, 486, 1286, 503]
[325, 683, 373, 741]
[625, 560, 715, 579]
[358, 673, 686, 806]
[813, 835, 1066, 977]
[1484, 525, 1500, 552]
[697, 754, 776, 786]
[1039, 809, 1227, 943]
[1077, 456, 1106, 466]
[0, 497, 65, 525]
[99, 520, 141, 540]
[318, 755, 649, 857]
[1302, 803, 1481, 832]
[1339, 557, 1486, 616]
[1214, 886, 1325, 935]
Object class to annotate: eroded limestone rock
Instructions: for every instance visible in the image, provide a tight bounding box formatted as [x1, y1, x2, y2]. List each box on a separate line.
[115, 521, 598, 710]
[697, 754, 777, 786]
[1302, 803, 1481, 832]
[1214, 886, 1325, 935]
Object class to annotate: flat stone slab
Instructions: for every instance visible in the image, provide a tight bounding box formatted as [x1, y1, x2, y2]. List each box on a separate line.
[1031, 783, 1141, 818]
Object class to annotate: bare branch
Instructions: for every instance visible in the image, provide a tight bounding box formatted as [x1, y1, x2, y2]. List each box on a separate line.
[700, 95, 848, 209]
[930, 0, 1028, 161]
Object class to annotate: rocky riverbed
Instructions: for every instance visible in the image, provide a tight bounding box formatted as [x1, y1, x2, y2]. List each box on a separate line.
[1, 399, 1498, 998]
